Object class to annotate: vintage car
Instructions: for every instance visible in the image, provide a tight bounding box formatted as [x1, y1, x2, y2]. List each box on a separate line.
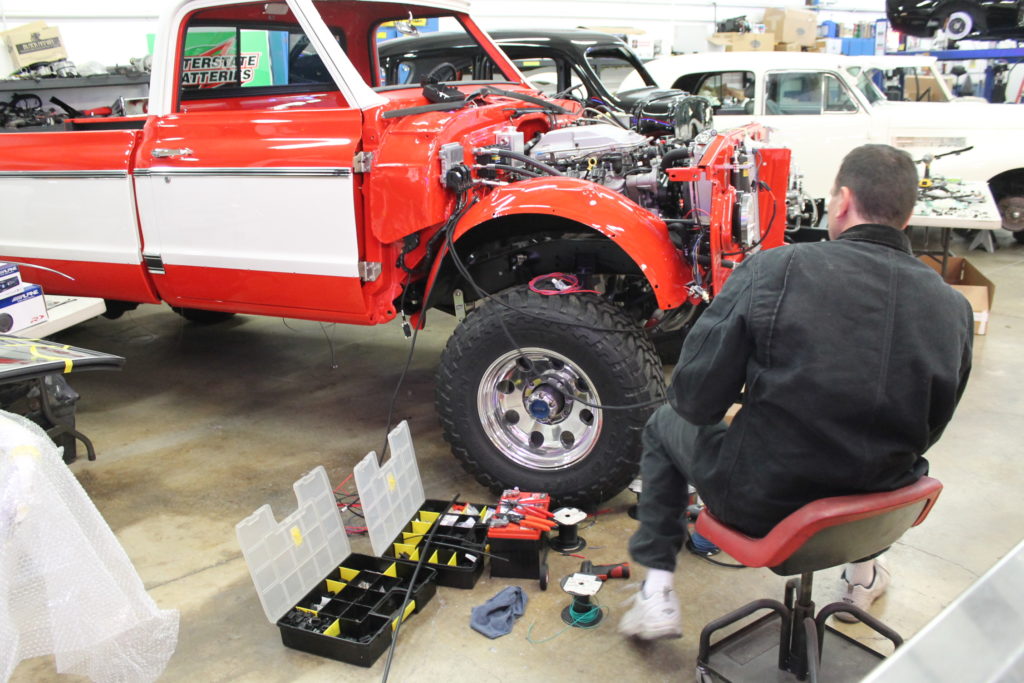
[377, 27, 714, 134]
[886, 0, 1024, 41]
[630, 51, 1024, 241]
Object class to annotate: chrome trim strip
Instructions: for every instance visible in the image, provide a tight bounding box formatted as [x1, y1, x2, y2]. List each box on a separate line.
[0, 170, 128, 179]
[133, 167, 352, 178]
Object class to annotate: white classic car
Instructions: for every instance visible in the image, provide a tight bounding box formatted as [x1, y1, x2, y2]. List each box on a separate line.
[623, 52, 1024, 241]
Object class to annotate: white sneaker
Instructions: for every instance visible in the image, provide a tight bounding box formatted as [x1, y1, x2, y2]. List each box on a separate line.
[618, 584, 683, 640]
[834, 560, 891, 623]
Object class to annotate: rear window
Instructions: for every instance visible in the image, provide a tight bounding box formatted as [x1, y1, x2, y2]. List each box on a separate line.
[375, 20, 514, 88]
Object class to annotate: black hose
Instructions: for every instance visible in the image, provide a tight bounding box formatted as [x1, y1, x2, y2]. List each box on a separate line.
[481, 148, 563, 176]
[661, 147, 692, 170]
[481, 163, 543, 178]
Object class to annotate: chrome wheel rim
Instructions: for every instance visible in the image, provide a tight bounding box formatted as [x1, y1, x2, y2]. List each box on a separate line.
[476, 347, 602, 471]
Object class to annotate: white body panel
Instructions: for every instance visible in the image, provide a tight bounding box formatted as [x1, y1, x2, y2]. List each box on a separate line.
[0, 176, 142, 265]
[134, 171, 359, 277]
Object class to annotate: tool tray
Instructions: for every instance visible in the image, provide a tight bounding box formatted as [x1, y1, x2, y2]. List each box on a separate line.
[355, 422, 489, 589]
[381, 499, 491, 589]
[236, 466, 437, 668]
[277, 554, 436, 667]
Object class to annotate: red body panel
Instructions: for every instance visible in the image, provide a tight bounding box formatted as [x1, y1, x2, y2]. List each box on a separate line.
[0, 258, 160, 304]
[153, 265, 372, 322]
[0, 129, 137, 172]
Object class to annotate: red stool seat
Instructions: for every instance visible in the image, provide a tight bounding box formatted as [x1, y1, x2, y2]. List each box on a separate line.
[695, 476, 943, 575]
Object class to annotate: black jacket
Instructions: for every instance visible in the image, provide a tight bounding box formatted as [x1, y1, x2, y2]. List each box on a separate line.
[673, 224, 974, 537]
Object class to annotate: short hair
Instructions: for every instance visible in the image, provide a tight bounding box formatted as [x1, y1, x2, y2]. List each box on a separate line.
[832, 144, 919, 228]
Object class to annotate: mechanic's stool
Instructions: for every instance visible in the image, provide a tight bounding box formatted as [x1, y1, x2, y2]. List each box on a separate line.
[694, 477, 943, 683]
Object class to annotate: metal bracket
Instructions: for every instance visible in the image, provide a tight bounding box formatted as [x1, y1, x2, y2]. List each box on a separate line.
[354, 151, 373, 173]
[453, 288, 466, 322]
[358, 262, 381, 282]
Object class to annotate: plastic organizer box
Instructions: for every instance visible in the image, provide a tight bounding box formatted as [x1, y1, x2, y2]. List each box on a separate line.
[236, 466, 437, 667]
[355, 421, 489, 589]
[382, 499, 491, 589]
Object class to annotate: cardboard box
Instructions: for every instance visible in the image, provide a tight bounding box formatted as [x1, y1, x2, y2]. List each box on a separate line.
[763, 8, 818, 47]
[775, 42, 803, 52]
[1, 21, 67, 69]
[0, 284, 48, 333]
[708, 32, 775, 52]
[904, 75, 946, 102]
[919, 256, 995, 335]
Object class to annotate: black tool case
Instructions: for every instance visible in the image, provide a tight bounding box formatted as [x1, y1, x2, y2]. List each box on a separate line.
[355, 422, 491, 589]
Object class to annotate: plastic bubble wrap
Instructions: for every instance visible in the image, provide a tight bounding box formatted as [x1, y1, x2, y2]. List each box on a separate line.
[0, 411, 178, 682]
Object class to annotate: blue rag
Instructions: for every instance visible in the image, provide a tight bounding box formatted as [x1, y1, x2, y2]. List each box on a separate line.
[469, 586, 528, 638]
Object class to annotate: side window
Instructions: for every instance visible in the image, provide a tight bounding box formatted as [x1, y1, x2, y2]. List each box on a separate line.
[766, 72, 822, 115]
[694, 71, 754, 115]
[179, 2, 344, 106]
[514, 57, 581, 96]
[824, 73, 858, 112]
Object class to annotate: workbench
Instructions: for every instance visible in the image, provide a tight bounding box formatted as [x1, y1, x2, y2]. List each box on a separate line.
[12, 295, 107, 339]
[909, 180, 1002, 275]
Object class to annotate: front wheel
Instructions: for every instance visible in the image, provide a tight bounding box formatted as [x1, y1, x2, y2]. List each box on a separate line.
[436, 287, 665, 506]
[997, 195, 1024, 243]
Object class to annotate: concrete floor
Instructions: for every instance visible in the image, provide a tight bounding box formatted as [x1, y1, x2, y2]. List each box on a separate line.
[11, 231, 1024, 682]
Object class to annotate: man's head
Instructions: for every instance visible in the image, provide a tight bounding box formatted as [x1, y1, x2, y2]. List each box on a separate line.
[827, 144, 918, 240]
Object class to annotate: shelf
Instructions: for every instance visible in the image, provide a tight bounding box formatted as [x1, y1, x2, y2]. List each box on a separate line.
[0, 74, 150, 93]
[894, 47, 1024, 60]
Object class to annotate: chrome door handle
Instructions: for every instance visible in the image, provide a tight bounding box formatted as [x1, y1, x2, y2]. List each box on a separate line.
[152, 148, 194, 158]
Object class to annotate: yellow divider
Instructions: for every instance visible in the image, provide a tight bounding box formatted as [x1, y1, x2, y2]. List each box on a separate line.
[390, 601, 417, 631]
[325, 579, 346, 594]
[324, 618, 341, 637]
[411, 520, 432, 536]
[447, 553, 458, 567]
[383, 562, 398, 578]
[295, 606, 318, 615]
[393, 543, 419, 561]
[419, 511, 440, 524]
[401, 531, 423, 546]
[478, 506, 490, 521]
[428, 549, 440, 564]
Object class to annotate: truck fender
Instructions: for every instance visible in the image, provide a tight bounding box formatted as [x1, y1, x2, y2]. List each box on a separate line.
[427, 176, 690, 311]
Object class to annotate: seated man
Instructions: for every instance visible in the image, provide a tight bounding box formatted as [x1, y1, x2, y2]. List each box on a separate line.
[619, 144, 974, 640]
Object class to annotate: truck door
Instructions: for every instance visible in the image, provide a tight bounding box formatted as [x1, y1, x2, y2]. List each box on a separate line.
[761, 70, 872, 199]
[134, 3, 369, 322]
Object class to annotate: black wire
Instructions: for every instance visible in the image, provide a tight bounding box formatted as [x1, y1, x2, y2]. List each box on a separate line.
[380, 493, 460, 683]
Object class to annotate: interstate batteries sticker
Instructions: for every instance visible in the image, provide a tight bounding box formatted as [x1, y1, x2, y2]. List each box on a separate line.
[182, 43, 260, 87]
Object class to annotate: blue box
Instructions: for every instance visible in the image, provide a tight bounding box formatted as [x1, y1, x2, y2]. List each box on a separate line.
[819, 20, 838, 38]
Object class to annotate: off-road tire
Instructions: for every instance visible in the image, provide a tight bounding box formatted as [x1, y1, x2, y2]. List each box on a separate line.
[171, 307, 237, 324]
[436, 286, 665, 506]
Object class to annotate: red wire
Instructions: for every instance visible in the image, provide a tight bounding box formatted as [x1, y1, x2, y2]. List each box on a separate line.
[528, 272, 599, 296]
[333, 473, 354, 493]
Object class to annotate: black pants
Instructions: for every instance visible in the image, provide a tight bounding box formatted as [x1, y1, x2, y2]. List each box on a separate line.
[627, 404, 727, 572]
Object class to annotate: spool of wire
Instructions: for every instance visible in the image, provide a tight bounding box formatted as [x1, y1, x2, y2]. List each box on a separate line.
[550, 507, 587, 552]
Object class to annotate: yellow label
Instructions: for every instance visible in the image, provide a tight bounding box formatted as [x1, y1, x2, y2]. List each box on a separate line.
[290, 526, 303, 547]
[387, 473, 397, 491]
[521, 60, 541, 67]
[324, 618, 341, 637]
[377, 31, 387, 39]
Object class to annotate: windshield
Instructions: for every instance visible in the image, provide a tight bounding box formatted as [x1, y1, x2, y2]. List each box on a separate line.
[848, 69, 887, 106]
[585, 46, 654, 94]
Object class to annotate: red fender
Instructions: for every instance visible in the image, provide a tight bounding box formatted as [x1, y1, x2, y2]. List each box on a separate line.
[429, 176, 690, 312]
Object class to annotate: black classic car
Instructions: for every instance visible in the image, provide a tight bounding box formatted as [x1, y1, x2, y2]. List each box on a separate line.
[887, 0, 1024, 40]
[378, 28, 712, 137]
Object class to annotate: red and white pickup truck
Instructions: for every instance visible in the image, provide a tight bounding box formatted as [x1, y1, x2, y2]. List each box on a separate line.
[0, 0, 789, 503]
